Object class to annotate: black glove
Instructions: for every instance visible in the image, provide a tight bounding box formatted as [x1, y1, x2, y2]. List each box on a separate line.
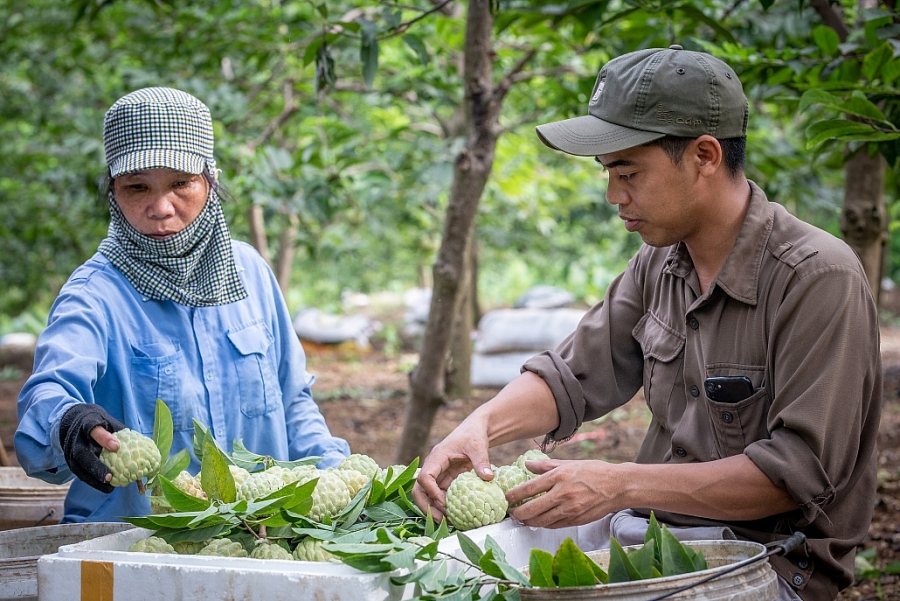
[59, 404, 126, 494]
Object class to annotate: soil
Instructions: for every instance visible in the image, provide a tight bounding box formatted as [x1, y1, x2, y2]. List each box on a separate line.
[1, 324, 899, 599]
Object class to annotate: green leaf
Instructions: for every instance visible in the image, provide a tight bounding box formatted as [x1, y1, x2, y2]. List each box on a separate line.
[529, 548, 556, 587]
[660, 527, 696, 577]
[798, 89, 841, 113]
[840, 95, 888, 122]
[160, 448, 191, 481]
[359, 20, 379, 88]
[863, 43, 893, 81]
[806, 119, 898, 148]
[191, 419, 209, 461]
[199, 439, 235, 504]
[607, 538, 643, 583]
[881, 59, 900, 85]
[553, 538, 602, 587]
[645, 512, 663, 571]
[403, 34, 429, 67]
[159, 475, 211, 512]
[628, 537, 656, 579]
[490, 557, 531, 586]
[153, 399, 173, 463]
[457, 531, 485, 566]
[484, 535, 508, 564]
[812, 25, 840, 57]
[884, 562, 900, 575]
[479, 548, 506, 579]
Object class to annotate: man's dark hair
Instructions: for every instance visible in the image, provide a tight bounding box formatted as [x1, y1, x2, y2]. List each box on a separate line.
[643, 136, 746, 179]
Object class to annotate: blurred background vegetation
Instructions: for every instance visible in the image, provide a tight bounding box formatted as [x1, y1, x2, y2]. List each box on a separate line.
[1, 0, 898, 336]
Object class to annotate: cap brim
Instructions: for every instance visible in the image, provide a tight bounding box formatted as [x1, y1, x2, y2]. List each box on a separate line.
[109, 150, 207, 178]
[535, 115, 665, 157]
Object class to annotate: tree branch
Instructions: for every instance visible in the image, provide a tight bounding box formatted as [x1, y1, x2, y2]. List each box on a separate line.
[248, 81, 298, 151]
[810, 0, 849, 42]
[494, 48, 538, 105]
[378, 0, 454, 40]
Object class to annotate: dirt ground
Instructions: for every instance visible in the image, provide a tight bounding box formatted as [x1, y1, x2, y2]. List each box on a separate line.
[1, 324, 900, 599]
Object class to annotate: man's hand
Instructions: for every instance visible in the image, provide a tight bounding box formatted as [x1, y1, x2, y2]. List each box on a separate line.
[412, 421, 493, 523]
[59, 404, 126, 494]
[507, 459, 626, 528]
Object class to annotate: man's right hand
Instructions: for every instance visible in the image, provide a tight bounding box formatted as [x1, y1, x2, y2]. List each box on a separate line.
[59, 404, 126, 494]
[412, 419, 494, 523]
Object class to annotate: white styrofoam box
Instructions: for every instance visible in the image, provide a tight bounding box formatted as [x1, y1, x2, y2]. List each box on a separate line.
[436, 518, 607, 572]
[38, 527, 403, 601]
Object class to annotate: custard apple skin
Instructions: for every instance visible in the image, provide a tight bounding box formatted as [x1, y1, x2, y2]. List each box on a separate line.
[493, 464, 530, 494]
[515, 450, 550, 477]
[445, 471, 509, 531]
[99, 428, 161, 487]
[338, 454, 380, 479]
[197, 538, 249, 557]
[237, 470, 286, 502]
[250, 540, 293, 560]
[292, 537, 339, 562]
[329, 467, 369, 498]
[128, 536, 175, 554]
[297, 470, 351, 522]
[229, 465, 251, 487]
[173, 470, 207, 499]
[172, 540, 208, 554]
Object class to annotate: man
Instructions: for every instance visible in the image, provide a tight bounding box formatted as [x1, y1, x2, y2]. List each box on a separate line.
[413, 45, 882, 601]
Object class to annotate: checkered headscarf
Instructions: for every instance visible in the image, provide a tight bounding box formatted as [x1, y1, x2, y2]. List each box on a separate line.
[98, 87, 248, 307]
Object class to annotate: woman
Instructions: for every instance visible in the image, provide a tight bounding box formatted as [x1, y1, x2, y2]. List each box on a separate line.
[15, 87, 350, 523]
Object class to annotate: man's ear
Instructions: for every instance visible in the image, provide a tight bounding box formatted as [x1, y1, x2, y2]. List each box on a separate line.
[693, 135, 723, 177]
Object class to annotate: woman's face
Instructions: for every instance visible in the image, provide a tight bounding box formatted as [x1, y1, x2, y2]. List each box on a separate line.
[112, 168, 210, 239]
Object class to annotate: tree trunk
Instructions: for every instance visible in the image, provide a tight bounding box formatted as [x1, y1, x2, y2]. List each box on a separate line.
[274, 212, 299, 293]
[446, 238, 473, 399]
[395, 0, 500, 463]
[247, 204, 272, 266]
[840, 150, 886, 301]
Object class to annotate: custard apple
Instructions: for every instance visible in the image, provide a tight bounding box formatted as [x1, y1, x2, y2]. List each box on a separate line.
[292, 537, 339, 562]
[265, 465, 299, 485]
[338, 454, 380, 479]
[515, 449, 550, 477]
[229, 465, 251, 487]
[249, 539, 293, 560]
[290, 465, 318, 482]
[172, 540, 208, 555]
[99, 428, 161, 487]
[329, 467, 369, 498]
[173, 470, 207, 500]
[493, 464, 530, 494]
[297, 470, 351, 522]
[128, 536, 175, 554]
[197, 538, 249, 557]
[445, 471, 509, 531]
[237, 470, 286, 502]
[377, 464, 408, 485]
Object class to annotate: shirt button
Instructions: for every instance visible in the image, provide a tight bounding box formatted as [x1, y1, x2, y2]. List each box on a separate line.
[674, 447, 687, 457]
[689, 318, 699, 330]
[792, 574, 804, 587]
[690, 385, 700, 397]
[722, 411, 733, 423]
[206, 374, 213, 381]
[797, 560, 809, 570]
[164, 367, 172, 374]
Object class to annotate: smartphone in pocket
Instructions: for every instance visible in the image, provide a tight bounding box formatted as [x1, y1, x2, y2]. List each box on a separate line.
[704, 376, 754, 403]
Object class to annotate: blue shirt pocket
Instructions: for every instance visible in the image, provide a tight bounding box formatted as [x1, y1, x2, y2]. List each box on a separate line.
[226, 321, 281, 418]
[130, 342, 191, 433]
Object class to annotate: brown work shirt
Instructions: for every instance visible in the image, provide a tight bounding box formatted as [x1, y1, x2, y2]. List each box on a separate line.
[523, 181, 882, 600]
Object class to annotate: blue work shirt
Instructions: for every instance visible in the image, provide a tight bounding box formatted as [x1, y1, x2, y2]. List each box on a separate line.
[15, 241, 350, 522]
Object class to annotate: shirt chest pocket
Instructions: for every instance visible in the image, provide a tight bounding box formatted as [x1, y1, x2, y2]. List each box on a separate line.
[130, 342, 193, 433]
[227, 322, 281, 418]
[632, 313, 685, 422]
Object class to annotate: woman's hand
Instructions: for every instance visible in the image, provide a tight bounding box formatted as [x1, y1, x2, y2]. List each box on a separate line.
[59, 404, 126, 493]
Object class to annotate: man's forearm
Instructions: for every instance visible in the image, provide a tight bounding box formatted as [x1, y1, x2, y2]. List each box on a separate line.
[619, 454, 796, 521]
[476, 371, 561, 448]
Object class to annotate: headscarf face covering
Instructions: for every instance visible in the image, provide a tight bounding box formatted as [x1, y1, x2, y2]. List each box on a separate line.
[97, 87, 247, 307]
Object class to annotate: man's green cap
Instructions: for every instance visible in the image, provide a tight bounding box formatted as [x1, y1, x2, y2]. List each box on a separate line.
[535, 45, 748, 157]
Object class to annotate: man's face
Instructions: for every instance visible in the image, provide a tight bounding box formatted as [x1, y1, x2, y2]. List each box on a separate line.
[112, 168, 210, 239]
[596, 143, 699, 248]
